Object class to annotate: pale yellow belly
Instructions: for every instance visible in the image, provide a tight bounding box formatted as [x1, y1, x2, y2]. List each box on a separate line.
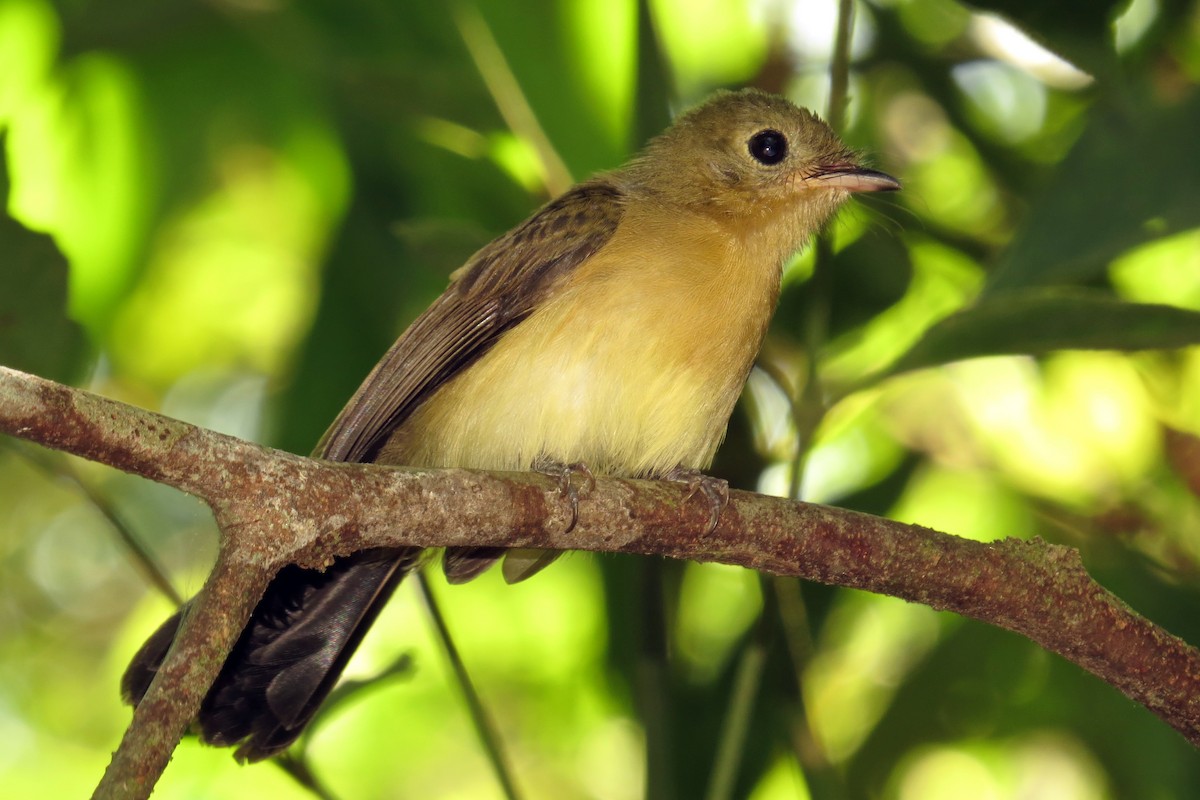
[391, 305, 728, 474]
[386, 217, 780, 477]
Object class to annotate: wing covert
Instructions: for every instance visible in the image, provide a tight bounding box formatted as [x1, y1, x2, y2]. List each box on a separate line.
[318, 180, 625, 464]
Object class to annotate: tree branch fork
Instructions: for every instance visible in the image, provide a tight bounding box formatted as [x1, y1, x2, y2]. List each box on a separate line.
[2, 365, 1198, 798]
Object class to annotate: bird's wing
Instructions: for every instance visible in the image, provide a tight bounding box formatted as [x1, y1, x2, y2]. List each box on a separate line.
[318, 180, 625, 464]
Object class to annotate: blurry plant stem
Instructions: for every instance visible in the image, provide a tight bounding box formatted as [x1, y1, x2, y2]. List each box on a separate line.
[827, 0, 855, 132]
[453, 1, 573, 196]
[774, 235, 837, 780]
[634, 0, 675, 141]
[311, 651, 415, 722]
[287, 649, 417, 797]
[13, 448, 353, 800]
[704, 0, 855, 780]
[791, 0, 856, 494]
[12, 443, 183, 607]
[274, 755, 340, 800]
[629, 7, 682, 797]
[704, 594, 771, 800]
[763, 2, 856, 793]
[638, 561, 677, 800]
[415, 573, 523, 800]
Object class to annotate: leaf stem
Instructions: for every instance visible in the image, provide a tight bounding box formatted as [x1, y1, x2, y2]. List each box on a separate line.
[414, 573, 523, 800]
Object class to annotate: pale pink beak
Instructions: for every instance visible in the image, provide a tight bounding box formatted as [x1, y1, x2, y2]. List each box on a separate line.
[811, 165, 900, 193]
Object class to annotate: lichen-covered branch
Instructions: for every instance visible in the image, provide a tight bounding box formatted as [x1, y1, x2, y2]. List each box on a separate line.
[1, 365, 1198, 799]
[92, 550, 270, 799]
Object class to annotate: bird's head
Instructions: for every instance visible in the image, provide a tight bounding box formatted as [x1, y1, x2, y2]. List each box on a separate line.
[622, 89, 898, 249]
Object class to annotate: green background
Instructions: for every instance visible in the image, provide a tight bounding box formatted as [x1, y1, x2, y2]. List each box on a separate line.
[3, 0, 1200, 797]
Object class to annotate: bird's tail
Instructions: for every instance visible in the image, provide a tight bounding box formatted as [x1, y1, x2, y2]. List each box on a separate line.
[121, 547, 419, 762]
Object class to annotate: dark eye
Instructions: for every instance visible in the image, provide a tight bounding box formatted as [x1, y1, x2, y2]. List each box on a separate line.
[748, 129, 788, 165]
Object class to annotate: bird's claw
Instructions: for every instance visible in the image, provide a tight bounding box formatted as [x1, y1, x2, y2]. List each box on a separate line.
[534, 458, 595, 533]
[665, 467, 728, 534]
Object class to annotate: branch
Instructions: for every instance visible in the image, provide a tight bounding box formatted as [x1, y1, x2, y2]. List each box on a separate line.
[2, 365, 1199, 798]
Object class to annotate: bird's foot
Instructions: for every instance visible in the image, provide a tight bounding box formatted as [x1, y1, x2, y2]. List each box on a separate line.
[665, 467, 729, 535]
[498, 458, 594, 584]
[534, 457, 596, 534]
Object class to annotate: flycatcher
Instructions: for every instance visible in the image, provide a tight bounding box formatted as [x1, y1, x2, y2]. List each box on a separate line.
[122, 88, 900, 761]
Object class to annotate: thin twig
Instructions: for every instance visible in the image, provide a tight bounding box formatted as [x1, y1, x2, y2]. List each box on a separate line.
[275, 653, 416, 799]
[453, 2, 574, 195]
[273, 754, 341, 800]
[11, 442, 183, 606]
[827, 0, 855, 133]
[774, 4, 860, 792]
[704, 605, 771, 800]
[637, 560, 676, 800]
[770, 576, 838, 786]
[312, 652, 416, 724]
[414, 573, 523, 800]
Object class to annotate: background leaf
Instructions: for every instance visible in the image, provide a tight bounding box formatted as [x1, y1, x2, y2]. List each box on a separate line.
[986, 95, 1200, 295]
[964, 0, 1124, 75]
[0, 142, 86, 382]
[3, 1, 1200, 798]
[885, 290, 1200, 377]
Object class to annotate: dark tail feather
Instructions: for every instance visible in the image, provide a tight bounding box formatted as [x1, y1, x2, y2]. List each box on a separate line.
[121, 604, 187, 708]
[442, 546, 561, 585]
[442, 546, 507, 584]
[121, 547, 419, 762]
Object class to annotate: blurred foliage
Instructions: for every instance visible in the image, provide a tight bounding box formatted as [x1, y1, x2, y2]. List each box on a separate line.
[0, 140, 85, 382]
[3, 0, 1200, 798]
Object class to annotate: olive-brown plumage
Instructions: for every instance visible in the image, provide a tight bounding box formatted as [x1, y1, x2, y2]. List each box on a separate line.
[122, 89, 898, 761]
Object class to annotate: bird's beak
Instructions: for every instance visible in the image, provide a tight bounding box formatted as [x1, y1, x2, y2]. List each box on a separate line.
[809, 164, 900, 193]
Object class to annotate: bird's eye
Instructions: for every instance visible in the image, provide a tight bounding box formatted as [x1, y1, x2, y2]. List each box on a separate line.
[748, 129, 788, 165]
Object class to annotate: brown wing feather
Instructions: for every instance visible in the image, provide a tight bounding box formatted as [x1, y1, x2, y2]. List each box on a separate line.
[122, 180, 627, 763]
[319, 181, 625, 464]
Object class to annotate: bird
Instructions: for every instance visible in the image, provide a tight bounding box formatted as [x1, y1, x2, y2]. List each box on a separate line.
[121, 88, 899, 762]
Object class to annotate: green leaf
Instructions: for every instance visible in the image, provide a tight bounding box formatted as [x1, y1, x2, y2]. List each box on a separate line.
[881, 290, 1200, 377]
[985, 94, 1200, 296]
[0, 143, 88, 383]
[963, 0, 1123, 76]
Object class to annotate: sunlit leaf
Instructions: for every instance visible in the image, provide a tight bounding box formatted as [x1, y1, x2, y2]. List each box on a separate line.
[986, 95, 1200, 295]
[964, 0, 1124, 75]
[882, 290, 1200, 377]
